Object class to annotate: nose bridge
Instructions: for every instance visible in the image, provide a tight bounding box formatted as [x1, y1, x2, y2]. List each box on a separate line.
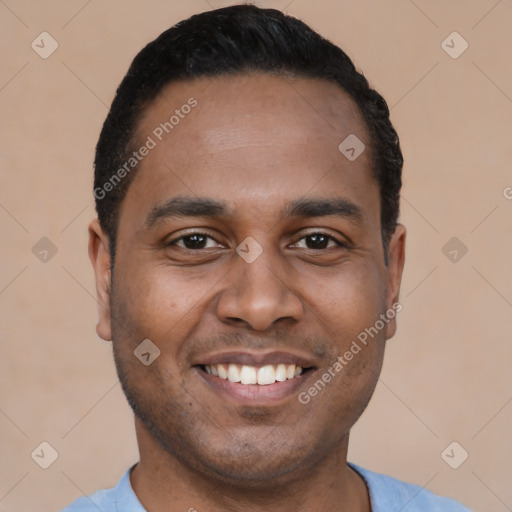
[241, 248, 286, 299]
[215, 242, 303, 330]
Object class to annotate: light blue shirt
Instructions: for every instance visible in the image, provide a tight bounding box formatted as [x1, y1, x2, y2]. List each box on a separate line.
[61, 463, 472, 511]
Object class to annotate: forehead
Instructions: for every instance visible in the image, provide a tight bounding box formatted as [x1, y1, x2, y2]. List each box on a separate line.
[121, 73, 378, 226]
[137, 72, 369, 157]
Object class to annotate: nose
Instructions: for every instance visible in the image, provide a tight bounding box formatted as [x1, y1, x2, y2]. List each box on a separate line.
[215, 251, 304, 331]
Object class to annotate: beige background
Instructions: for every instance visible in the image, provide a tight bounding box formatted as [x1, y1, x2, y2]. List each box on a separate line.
[1, 1, 511, 511]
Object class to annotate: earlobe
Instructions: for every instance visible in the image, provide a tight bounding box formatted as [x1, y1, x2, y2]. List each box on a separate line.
[88, 219, 113, 341]
[385, 224, 406, 340]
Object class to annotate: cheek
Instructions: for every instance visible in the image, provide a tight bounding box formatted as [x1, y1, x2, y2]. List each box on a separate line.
[303, 262, 386, 340]
[112, 262, 212, 346]
[300, 263, 387, 399]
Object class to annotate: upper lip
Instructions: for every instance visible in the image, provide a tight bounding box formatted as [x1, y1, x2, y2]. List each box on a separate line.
[193, 350, 317, 368]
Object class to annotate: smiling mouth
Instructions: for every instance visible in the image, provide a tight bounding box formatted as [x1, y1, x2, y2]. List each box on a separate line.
[200, 363, 313, 386]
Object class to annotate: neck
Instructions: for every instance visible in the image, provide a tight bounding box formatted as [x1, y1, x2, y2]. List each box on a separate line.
[130, 419, 371, 512]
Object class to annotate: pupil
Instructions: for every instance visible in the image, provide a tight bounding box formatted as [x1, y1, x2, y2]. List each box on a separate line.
[184, 234, 206, 249]
[307, 234, 328, 249]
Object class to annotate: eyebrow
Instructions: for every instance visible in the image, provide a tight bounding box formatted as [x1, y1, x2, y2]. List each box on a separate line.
[145, 195, 364, 228]
[284, 197, 364, 223]
[146, 197, 227, 228]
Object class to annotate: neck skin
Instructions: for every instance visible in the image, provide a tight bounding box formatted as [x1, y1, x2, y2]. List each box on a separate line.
[129, 418, 371, 512]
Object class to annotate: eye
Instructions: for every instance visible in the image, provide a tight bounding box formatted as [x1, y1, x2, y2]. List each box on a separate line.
[169, 232, 223, 250]
[290, 232, 343, 250]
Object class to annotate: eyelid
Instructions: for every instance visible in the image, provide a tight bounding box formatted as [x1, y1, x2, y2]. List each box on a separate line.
[289, 229, 349, 248]
[166, 229, 225, 247]
[164, 228, 349, 249]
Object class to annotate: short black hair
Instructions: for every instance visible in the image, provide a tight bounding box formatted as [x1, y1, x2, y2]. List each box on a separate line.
[94, 4, 402, 262]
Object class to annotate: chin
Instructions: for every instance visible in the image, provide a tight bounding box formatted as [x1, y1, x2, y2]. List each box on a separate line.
[198, 449, 313, 488]
[141, 414, 322, 488]
[185, 426, 332, 489]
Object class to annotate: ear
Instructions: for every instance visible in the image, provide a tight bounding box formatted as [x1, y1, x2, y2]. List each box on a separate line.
[88, 219, 112, 341]
[384, 224, 406, 340]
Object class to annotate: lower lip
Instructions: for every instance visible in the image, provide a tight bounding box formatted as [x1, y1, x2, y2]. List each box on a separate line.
[195, 367, 315, 403]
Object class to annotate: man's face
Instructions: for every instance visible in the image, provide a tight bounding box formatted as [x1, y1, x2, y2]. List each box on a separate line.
[91, 73, 405, 483]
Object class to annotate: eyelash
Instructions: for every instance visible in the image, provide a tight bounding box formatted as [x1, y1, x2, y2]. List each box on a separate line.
[167, 231, 346, 250]
[169, 232, 222, 249]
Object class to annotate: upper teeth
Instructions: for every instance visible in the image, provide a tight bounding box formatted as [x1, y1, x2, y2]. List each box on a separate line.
[204, 363, 303, 385]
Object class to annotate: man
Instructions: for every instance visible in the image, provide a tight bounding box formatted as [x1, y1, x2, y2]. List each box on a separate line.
[62, 4, 471, 511]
